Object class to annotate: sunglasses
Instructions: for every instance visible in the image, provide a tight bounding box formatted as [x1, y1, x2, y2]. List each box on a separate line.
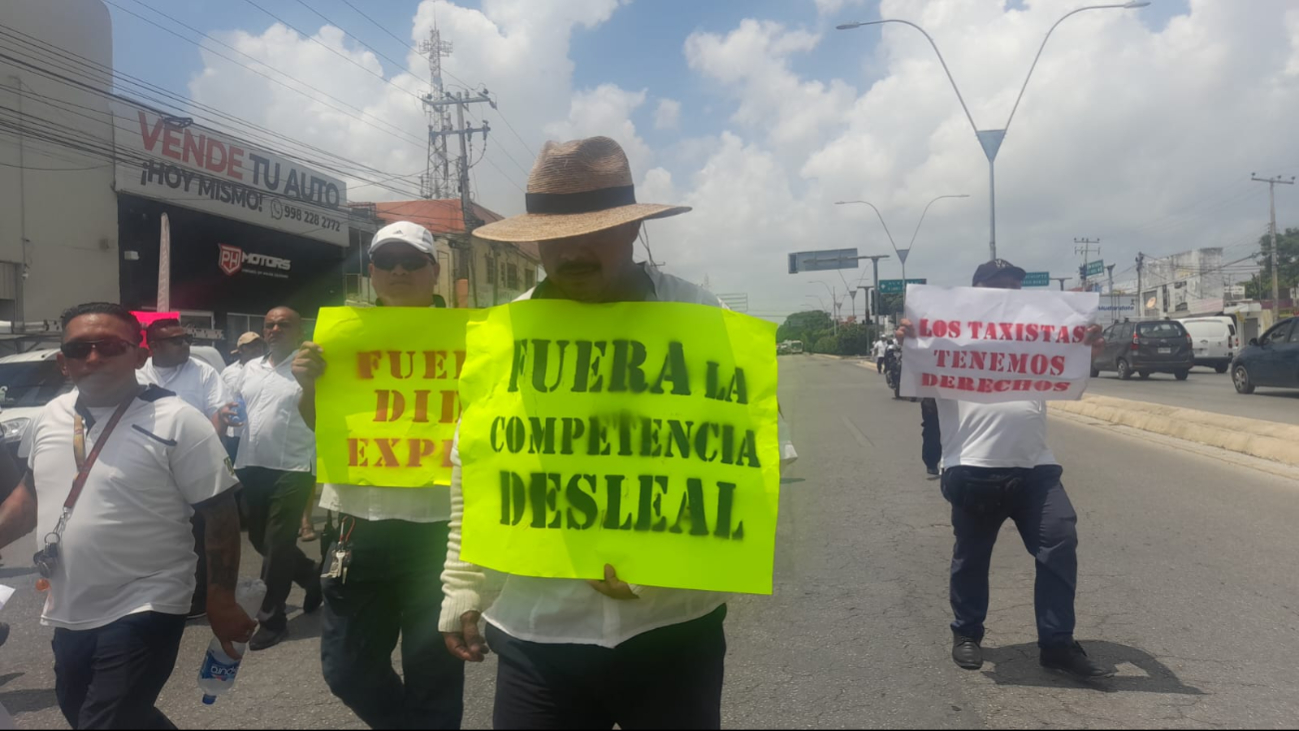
[372, 253, 432, 272]
[60, 338, 137, 360]
[150, 333, 193, 346]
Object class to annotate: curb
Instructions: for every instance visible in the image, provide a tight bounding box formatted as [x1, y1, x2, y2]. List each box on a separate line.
[821, 354, 1299, 468]
[1048, 396, 1299, 469]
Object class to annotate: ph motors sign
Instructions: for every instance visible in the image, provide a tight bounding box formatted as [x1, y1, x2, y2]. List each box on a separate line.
[113, 102, 348, 247]
[219, 243, 291, 279]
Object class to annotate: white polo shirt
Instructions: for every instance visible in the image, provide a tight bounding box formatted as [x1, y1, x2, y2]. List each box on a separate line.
[20, 386, 238, 630]
[234, 355, 314, 472]
[936, 399, 1057, 469]
[138, 357, 230, 419]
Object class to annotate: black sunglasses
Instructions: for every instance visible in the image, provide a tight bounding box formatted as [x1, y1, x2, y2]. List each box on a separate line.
[60, 338, 137, 360]
[372, 253, 432, 272]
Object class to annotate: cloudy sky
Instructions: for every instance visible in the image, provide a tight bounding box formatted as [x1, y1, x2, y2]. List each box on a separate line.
[109, 0, 1299, 321]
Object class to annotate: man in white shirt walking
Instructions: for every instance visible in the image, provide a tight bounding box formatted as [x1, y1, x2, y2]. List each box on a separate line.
[234, 307, 321, 651]
[292, 220, 465, 729]
[899, 260, 1111, 680]
[440, 137, 729, 729]
[873, 337, 887, 372]
[138, 318, 235, 620]
[0, 302, 254, 729]
[219, 332, 266, 456]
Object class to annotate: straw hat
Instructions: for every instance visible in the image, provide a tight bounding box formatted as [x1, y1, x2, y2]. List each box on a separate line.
[473, 136, 690, 243]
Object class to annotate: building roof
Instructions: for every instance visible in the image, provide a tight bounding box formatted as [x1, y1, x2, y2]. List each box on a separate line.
[370, 199, 540, 262]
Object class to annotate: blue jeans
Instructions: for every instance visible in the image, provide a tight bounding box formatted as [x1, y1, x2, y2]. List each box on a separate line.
[941, 465, 1078, 649]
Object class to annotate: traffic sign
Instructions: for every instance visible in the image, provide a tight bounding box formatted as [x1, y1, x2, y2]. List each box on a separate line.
[1022, 271, 1051, 287]
[788, 248, 859, 274]
[878, 278, 927, 294]
[1085, 260, 1105, 277]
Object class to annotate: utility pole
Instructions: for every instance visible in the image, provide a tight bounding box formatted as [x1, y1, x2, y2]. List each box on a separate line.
[860, 254, 890, 330]
[426, 90, 494, 302]
[1051, 276, 1069, 291]
[419, 27, 454, 199]
[1251, 174, 1295, 315]
[1074, 237, 1099, 290]
[1135, 251, 1146, 316]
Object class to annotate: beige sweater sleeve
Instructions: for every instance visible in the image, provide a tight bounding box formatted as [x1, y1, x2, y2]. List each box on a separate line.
[438, 460, 501, 633]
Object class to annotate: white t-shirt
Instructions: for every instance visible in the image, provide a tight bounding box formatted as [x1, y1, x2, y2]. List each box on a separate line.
[138, 357, 229, 419]
[936, 399, 1057, 469]
[20, 386, 239, 630]
[234, 355, 314, 472]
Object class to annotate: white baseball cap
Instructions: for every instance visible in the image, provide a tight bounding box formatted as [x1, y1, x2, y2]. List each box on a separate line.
[370, 221, 437, 257]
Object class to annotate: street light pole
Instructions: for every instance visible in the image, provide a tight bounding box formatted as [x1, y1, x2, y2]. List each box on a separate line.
[837, 3, 1147, 261]
[836, 195, 967, 309]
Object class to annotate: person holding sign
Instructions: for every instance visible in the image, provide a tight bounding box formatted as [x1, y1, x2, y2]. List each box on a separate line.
[234, 307, 322, 651]
[292, 221, 466, 730]
[898, 259, 1111, 680]
[440, 137, 737, 730]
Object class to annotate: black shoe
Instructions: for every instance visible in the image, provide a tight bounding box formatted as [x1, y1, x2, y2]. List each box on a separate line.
[0, 622, 9, 648]
[1040, 641, 1114, 679]
[249, 624, 289, 652]
[952, 633, 983, 670]
[926, 466, 940, 476]
[302, 578, 323, 614]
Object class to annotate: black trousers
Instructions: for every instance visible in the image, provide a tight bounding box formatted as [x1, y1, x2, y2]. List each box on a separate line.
[920, 398, 941, 470]
[320, 517, 464, 730]
[489, 605, 727, 730]
[941, 465, 1079, 648]
[237, 467, 318, 629]
[52, 612, 186, 730]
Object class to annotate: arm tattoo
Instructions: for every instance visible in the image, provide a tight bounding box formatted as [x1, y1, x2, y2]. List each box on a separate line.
[199, 491, 243, 592]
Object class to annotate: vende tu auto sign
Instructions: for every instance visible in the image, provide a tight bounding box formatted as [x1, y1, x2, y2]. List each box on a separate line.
[219, 243, 291, 280]
[113, 101, 348, 247]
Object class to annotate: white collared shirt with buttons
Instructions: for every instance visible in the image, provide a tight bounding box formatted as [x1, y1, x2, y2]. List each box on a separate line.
[138, 356, 230, 419]
[439, 265, 730, 648]
[233, 354, 314, 472]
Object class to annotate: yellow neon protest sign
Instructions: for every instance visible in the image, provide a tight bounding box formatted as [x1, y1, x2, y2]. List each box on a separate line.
[313, 306, 475, 487]
[458, 300, 781, 595]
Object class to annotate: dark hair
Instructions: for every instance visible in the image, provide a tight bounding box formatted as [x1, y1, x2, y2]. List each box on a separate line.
[145, 318, 183, 342]
[60, 303, 143, 343]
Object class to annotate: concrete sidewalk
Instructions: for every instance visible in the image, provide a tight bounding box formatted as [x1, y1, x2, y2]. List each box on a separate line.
[819, 353, 1299, 469]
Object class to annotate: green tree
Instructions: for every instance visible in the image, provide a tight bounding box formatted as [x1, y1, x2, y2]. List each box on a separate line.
[834, 322, 873, 355]
[777, 310, 833, 350]
[813, 335, 838, 355]
[1243, 227, 1299, 300]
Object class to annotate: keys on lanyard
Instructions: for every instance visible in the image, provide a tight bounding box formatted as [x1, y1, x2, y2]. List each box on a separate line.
[322, 516, 354, 584]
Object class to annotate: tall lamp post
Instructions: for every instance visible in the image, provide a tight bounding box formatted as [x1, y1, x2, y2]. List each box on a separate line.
[836, 195, 968, 311]
[837, 3, 1147, 261]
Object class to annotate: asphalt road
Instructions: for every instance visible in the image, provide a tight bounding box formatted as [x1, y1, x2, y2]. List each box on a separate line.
[1084, 366, 1299, 426]
[3, 356, 1299, 728]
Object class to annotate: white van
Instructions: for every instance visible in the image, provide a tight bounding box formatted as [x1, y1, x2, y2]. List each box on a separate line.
[1179, 316, 1238, 373]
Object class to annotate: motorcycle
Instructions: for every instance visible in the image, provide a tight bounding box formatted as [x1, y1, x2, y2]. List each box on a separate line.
[883, 349, 902, 399]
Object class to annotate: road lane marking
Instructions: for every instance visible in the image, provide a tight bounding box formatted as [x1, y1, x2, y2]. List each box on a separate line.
[841, 415, 874, 448]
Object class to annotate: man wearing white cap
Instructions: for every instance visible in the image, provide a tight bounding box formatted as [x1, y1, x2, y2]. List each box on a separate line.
[292, 221, 464, 729]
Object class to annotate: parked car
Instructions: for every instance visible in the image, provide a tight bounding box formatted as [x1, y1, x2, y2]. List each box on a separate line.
[1179, 316, 1238, 373]
[1231, 317, 1299, 394]
[0, 349, 71, 456]
[1091, 319, 1194, 380]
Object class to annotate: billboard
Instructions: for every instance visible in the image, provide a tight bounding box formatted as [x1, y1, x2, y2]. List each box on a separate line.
[113, 102, 349, 246]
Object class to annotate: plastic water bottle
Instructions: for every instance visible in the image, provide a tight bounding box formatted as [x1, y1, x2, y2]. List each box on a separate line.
[197, 578, 265, 705]
[233, 397, 248, 427]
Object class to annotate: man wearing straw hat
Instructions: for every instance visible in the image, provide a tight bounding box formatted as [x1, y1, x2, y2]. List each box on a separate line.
[440, 136, 729, 729]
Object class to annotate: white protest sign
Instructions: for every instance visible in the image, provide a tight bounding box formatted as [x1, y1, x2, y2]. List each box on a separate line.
[0, 584, 13, 611]
[901, 285, 1100, 403]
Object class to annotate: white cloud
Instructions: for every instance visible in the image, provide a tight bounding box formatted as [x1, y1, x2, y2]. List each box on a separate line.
[812, 0, 865, 17]
[185, 0, 1299, 322]
[654, 98, 681, 130]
